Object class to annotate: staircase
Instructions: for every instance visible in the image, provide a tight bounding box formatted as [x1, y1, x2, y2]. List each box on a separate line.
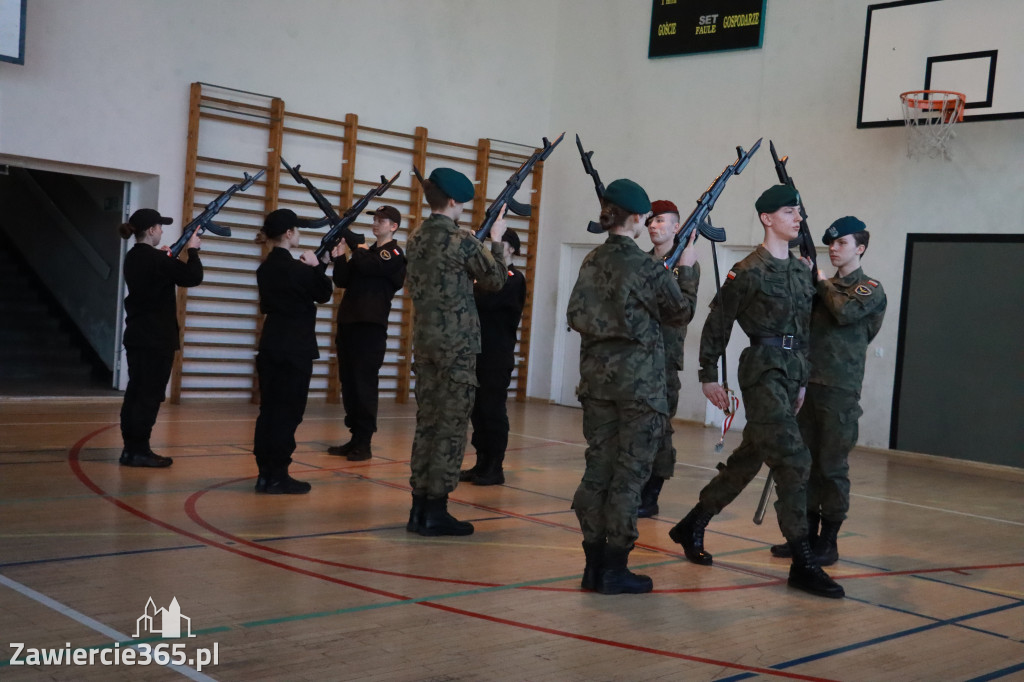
[0, 239, 113, 395]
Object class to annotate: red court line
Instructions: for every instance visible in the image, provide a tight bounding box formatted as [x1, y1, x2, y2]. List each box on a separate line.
[62, 426, 836, 681]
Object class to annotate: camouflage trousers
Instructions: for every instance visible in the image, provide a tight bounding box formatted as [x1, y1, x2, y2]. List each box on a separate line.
[573, 398, 664, 550]
[651, 371, 681, 480]
[698, 369, 811, 540]
[409, 355, 477, 499]
[798, 383, 862, 522]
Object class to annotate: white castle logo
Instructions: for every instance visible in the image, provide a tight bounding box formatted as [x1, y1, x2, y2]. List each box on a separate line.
[133, 597, 195, 639]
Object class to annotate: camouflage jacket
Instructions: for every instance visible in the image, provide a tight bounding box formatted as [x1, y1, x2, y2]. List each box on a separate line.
[568, 234, 692, 413]
[808, 266, 886, 393]
[650, 248, 700, 371]
[406, 214, 506, 359]
[698, 246, 814, 389]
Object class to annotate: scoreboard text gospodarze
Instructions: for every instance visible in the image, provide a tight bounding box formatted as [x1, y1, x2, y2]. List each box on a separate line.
[649, 0, 766, 58]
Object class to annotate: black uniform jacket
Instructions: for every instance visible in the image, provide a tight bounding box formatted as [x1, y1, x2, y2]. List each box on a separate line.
[123, 244, 203, 350]
[332, 239, 407, 327]
[475, 264, 526, 369]
[257, 247, 333, 358]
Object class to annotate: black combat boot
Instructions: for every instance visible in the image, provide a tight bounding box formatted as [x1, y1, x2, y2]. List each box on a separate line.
[406, 493, 426, 533]
[345, 437, 372, 462]
[119, 448, 173, 468]
[580, 540, 606, 591]
[636, 475, 665, 518]
[770, 510, 819, 558]
[459, 454, 487, 483]
[668, 503, 715, 565]
[327, 439, 356, 457]
[814, 518, 842, 566]
[787, 537, 845, 599]
[598, 546, 653, 594]
[473, 452, 505, 486]
[418, 495, 474, 536]
[255, 474, 311, 495]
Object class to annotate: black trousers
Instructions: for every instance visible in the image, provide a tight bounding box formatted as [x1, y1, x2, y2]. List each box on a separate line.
[120, 347, 175, 452]
[336, 322, 387, 441]
[253, 352, 313, 478]
[470, 365, 513, 457]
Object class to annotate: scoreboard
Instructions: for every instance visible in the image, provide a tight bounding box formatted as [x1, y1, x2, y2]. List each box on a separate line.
[649, 0, 766, 58]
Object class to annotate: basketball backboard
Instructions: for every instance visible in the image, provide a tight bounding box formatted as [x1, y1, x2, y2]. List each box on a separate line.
[858, 0, 1024, 127]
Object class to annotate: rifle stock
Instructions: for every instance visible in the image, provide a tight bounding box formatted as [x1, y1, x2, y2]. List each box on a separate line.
[663, 138, 762, 270]
[313, 170, 401, 264]
[769, 141, 817, 278]
[474, 132, 564, 241]
[575, 134, 606, 235]
[169, 169, 264, 258]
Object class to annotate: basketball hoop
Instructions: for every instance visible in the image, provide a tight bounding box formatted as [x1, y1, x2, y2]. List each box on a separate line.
[899, 90, 966, 160]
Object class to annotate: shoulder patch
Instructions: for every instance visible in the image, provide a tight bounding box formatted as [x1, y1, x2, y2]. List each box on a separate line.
[726, 270, 737, 280]
[380, 250, 392, 261]
[855, 284, 872, 296]
[867, 279, 879, 287]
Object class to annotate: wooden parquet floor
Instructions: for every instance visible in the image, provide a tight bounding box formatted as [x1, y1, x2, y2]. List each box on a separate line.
[1, 398, 1022, 681]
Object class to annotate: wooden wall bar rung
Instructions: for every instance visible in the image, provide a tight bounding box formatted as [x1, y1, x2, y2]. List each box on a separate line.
[358, 124, 417, 140]
[425, 137, 479, 151]
[199, 112, 270, 130]
[279, 126, 347, 144]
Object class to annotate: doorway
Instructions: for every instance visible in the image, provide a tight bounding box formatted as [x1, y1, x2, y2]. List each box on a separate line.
[0, 165, 128, 396]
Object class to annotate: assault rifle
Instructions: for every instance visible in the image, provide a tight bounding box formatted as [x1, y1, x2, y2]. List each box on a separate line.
[474, 132, 564, 241]
[281, 157, 365, 255]
[169, 169, 265, 258]
[575, 134, 605, 234]
[663, 138, 762, 270]
[769, 141, 817, 278]
[312, 169, 401, 264]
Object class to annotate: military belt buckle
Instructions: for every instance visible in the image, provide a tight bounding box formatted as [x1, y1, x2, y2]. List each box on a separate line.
[782, 334, 794, 350]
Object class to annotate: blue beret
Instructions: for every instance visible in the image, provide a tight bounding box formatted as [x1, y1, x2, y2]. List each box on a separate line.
[823, 216, 867, 244]
[755, 185, 800, 214]
[603, 178, 651, 214]
[428, 167, 475, 203]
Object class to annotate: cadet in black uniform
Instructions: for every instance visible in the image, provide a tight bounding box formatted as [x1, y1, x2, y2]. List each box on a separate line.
[118, 208, 203, 468]
[459, 229, 527, 486]
[253, 209, 333, 494]
[326, 205, 407, 461]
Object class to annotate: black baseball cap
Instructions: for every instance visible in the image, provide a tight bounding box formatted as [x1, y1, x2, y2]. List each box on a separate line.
[129, 208, 173, 230]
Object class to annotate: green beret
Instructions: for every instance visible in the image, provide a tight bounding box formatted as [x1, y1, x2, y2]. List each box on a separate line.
[755, 185, 800, 214]
[823, 216, 867, 244]
[603, 178, 651, 214]
[428, 167, 475, 203]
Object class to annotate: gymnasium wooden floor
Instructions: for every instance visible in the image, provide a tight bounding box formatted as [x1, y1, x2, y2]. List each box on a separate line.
[1, 397, 1022, 681]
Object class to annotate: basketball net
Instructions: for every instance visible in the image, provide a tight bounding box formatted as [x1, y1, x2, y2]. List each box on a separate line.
[900, 90, 966, 160]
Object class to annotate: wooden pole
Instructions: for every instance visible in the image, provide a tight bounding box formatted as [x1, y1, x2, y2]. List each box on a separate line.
[395, 125, 428, 404]
[250, 96, 286, 404]
[170, 82, 203, 404]
[325, 114, 359, 404]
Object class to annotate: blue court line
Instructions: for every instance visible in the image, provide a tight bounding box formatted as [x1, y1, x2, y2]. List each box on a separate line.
[713, 600, 1024, 682]
[965, 660, 1024, 682]
[0, 544, 207, 568]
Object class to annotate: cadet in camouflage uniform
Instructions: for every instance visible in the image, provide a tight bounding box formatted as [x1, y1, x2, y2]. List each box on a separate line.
[405, 167, 507, 537]
[769, 216, 886, 565]
[567, 179, 694, 595]
[637, 199, 701, 518]
[669, 185, 845, 599]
